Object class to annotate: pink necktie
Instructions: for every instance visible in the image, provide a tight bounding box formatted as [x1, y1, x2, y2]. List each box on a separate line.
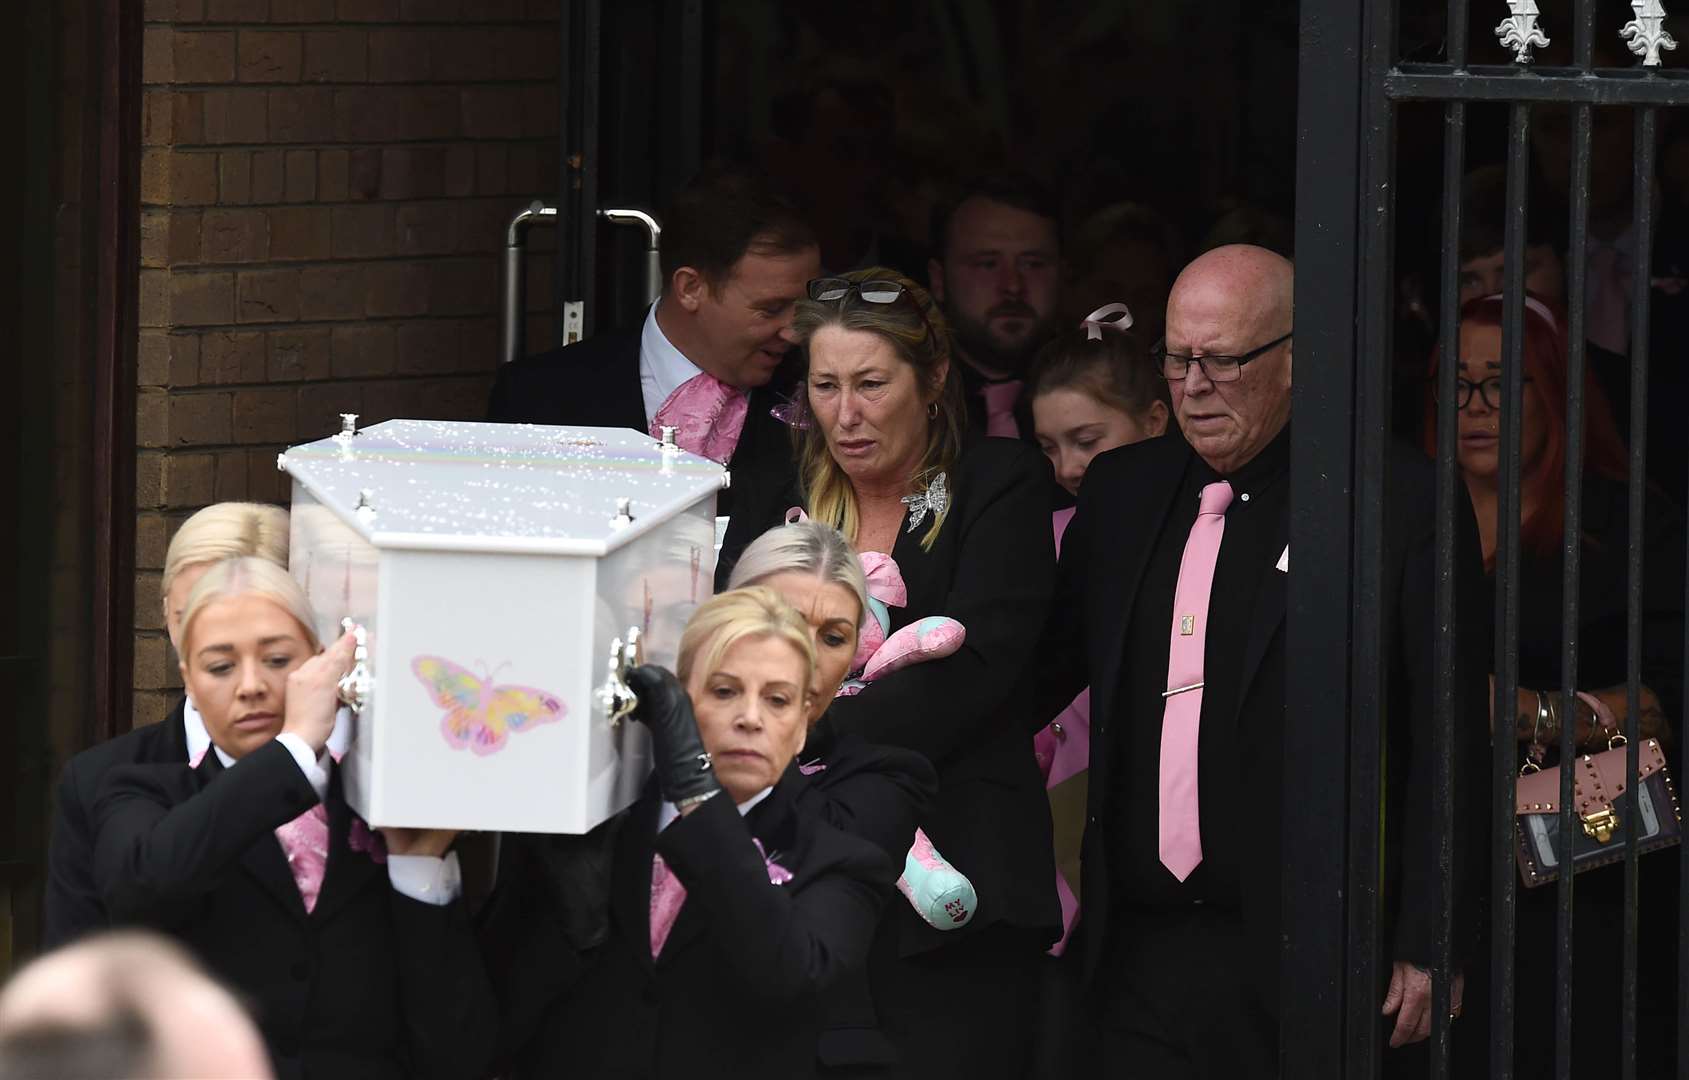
[275, 804, 331, 913]
[651, 371, 749, 464]
[649, 853, 687, 958]
[1158, 480, 1233, 882]
[980, 380, 1022, 438]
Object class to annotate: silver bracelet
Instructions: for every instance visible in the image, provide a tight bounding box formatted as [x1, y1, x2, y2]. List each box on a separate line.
[675, 789, 720, 812]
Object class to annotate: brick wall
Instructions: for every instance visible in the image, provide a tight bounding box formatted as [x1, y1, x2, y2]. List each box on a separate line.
[133, 0, 560, 727]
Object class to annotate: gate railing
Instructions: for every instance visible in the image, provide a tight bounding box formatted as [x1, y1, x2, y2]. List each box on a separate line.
[1289, 1, 1689, 1076]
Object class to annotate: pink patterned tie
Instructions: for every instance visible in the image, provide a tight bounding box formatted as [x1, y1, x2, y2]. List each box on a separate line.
[980, 380, 1023, 438]
[275, 804, 331, 913]
[1158, 480, 1233, 882]
[651, 371, 749, 463]
[649, 853, 687, 958]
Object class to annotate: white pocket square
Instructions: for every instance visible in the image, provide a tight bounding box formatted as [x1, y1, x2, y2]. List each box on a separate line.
[1275, 545, 1288, 573]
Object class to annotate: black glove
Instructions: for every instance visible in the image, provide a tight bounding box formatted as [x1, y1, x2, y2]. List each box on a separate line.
[625, 665, 721, 805]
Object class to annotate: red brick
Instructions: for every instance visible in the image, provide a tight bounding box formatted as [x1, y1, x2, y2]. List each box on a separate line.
[218, 151, 251, 203]
[269, 206, 332, 260]
[331, 204, 394, 257]
[143, 91, 175, 147]
[172, 151, 220, 206]
[505, 144, 538, 193]
[285, 150, 317, 201]
[299, 265, 366, 320]
[268, 87, 336, 143]
[199, 330, 268, 383]
[214, 448, 250, 500]
[443, 144, 475, 196]
[139, 269, 170, 328]
[330, 325, 396, 377]
[204, 0, 267, 20]
[171, 272, 235, 326]
[136, 389, 169, 448]
[299, 382, 364, 437]
[378, 146, 442, 199]
[169, 334, 203, 385]
[238, 31, 303, 83]
[303, 30, 367, 82]
[246, 449, 291, 504]
[268, 326, 333, 380]
[233, 388, 298, 444]
[396, 201, 457, 254]
[474, 144, 506, 195]
[318, 149, 350, 200]
[138, 331, 173, 386]
[170, 392, 233, 445]
[171, 211, 204, 264]
[141, 210, 170, 269]
[454, 198, 510, 254]
[134, 633, 171, 690]
[396, 320, 459, 374]
[202, 89, 267, 144]
[271, 0, 336, 21]
[426, 259, 495, 316]
[337, 0, 400, 21]
[201, 208, 270, 263]
[175, 0, 209, 18]
[144, 0, 177, 19]
[400, 0, 460, 19]
[364, 262, 429, 316]
[348, 147, 381, 199]
[368, 29, 432, 82]
[251, 150, 285, 202]
[165, 453, 217, 508]
[136, 454, 165, 509]
[460, 87, 525, 139]
[429, 29, 499, 81]
[236, 269, 301, 323]
[136, 512, 170, 570]
[143, 28, 175, 85]
[174, 31, 236, 83]
[173, 92, 206, 145]
[141, 149, 172, 206]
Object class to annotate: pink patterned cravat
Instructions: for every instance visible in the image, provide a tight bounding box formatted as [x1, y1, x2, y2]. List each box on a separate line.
[275, 803, 331, 913]
[980, 380, 1023, 438]
[1158, 480, 1233, 882]
[649, 853, 687, 958]
[651, 371, 749, 464]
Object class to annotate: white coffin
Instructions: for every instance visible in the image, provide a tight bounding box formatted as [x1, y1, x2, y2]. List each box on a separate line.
[278, 418, 728, 833]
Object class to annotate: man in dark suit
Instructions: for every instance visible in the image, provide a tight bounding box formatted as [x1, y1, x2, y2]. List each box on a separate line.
[488, 166, 822, 509]
[1032, 245, 1489, 1076]
[926, 173, 1064, 440]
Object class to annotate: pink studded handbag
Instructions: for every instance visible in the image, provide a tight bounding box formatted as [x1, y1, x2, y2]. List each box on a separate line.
[1514, 736, 1681, 887]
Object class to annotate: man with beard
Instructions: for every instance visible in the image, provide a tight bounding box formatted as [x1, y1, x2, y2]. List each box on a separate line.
[927, 174, 1064, 440]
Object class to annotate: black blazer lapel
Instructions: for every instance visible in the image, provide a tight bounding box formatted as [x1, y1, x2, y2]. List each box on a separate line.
[309, 768, 383, 924]
[199, 753, 308, 921]
[611, 786, 663, 972]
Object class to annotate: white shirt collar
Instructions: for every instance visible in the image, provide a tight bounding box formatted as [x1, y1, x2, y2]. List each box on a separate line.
[656, 784, 774, 834]
[187, 700, 352, 764]
[638, 303, 704, 426]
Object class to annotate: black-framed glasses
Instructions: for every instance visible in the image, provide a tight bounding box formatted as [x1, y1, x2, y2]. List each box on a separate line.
[1152, 330, 1293, 383]
[808, 277, 909, 304]
[1432, 374, 1534, 410]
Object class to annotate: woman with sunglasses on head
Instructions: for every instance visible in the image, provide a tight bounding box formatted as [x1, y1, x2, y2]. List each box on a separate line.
[89, 557, 496, 1080]
[1423, 293, 1684, 1077]
[718, 267, 1060, 1079]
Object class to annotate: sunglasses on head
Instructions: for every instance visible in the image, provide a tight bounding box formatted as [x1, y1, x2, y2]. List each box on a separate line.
[807, 277, 911, 304]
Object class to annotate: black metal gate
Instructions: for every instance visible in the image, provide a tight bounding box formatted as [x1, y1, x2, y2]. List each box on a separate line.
[1288, 1, 1689, 1076]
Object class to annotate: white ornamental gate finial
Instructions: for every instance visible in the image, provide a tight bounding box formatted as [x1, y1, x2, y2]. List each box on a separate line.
[1622, 0, 1679, 66]
[1497, 0, 1552, 63]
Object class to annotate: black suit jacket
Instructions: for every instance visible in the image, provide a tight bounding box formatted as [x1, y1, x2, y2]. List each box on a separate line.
[719, 438, 1063, 954]
[91, 741, 496, 1080]
[1030, 431, 1490, 1009]
[45, 698, 191, 948]
[486, 318, 801, 514]
[482, 766, 902, 1080]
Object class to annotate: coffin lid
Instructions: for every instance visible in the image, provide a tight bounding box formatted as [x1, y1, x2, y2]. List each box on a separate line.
[279, 419, 727, 556]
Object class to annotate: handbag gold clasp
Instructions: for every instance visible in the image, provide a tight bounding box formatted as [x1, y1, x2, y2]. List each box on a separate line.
[1580, 805, 1619, 843]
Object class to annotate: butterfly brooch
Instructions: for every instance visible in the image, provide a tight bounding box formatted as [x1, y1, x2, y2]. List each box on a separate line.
[411, 656, 565, 756]
[900, 471, 949, 533]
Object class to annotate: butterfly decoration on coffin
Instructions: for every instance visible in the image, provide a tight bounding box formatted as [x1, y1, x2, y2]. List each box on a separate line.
[411, 656, 566, 756]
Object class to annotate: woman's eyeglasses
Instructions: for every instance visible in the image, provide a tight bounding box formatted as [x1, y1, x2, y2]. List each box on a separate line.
[1432, 374, 1534, 410]
[808, 278, 910, 304]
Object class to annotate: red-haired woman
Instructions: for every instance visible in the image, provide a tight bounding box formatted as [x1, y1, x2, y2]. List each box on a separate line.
[1426, 293, 1683, 1076]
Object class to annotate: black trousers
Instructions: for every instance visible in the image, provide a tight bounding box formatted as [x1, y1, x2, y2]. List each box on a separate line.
[868, 923, 1046, 1080]
[1096, 906, 1276, 1080]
